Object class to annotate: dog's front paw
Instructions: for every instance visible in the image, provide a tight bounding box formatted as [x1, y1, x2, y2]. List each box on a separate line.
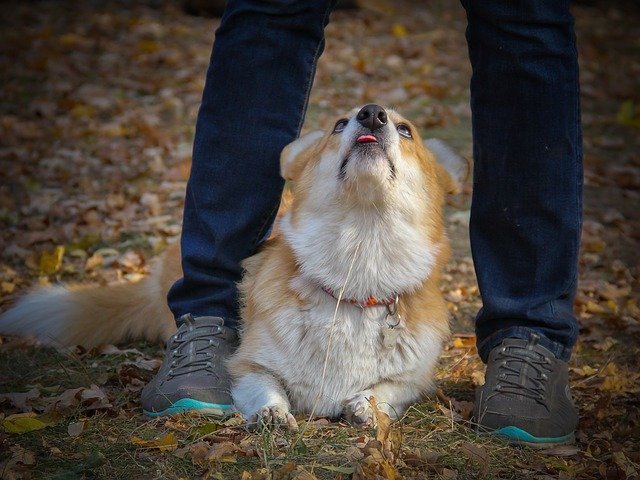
[250, 405, 298, 431]
[342, 393, 375, 427]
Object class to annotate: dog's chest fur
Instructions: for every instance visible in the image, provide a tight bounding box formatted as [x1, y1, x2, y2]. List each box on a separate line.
[253, 286, 442, 418]
[282, 205, 439, 301]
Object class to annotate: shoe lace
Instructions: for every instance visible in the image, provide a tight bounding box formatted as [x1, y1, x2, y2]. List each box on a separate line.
[489, 334, 554, 408]
[164, 319, 226, 381]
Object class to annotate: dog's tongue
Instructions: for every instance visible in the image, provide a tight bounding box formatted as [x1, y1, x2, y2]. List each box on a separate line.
[356, 134, 378, 144]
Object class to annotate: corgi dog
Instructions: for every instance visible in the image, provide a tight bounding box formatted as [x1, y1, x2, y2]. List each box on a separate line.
[0, 104, 464, 427]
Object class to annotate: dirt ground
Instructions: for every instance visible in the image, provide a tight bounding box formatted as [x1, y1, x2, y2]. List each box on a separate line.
[0, 1, 638, 479]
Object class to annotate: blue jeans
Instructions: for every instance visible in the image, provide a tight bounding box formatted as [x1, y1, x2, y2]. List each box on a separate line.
[167, 0, 582, 362]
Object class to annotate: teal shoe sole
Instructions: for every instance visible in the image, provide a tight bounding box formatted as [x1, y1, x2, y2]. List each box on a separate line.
[143, 398, 236, 418]
[490, 426, 575, 448]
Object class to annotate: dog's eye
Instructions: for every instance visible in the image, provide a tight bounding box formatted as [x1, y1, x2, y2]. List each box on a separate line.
[333, 119, 349, 134]
[397, 124, 412, 139]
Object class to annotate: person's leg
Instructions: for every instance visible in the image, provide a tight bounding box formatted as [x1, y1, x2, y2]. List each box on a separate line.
[462, 0, 582, 444]
[142, 0, 335, 417]
[168, 0, 336, 328]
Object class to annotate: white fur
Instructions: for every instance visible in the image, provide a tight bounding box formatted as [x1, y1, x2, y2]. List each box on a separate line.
[282, 114, 440, 301]
[0, 287, 74, 346]
[232, 290, 443, 420]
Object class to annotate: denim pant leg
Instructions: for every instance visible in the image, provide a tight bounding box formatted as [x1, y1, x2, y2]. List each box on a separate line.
[462, 0, 583, 362]
[167, 0, 335, 329]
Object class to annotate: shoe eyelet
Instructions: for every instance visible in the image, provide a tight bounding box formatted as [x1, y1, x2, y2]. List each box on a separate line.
[541, 373, 548, 380]
[495, 385, 502, 391]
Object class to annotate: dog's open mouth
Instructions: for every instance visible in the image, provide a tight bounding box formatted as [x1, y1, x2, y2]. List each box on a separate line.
[339, 135, 395, 179]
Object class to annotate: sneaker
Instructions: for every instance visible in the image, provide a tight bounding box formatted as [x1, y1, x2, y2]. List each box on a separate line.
[474, 333, 578, 447]
[141, 314, 239, 417]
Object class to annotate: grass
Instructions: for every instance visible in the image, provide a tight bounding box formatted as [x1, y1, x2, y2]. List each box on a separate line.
[0, 341, 570, 480]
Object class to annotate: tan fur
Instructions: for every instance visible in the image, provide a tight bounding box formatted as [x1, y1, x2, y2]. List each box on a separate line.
[0, 243, 180, 347]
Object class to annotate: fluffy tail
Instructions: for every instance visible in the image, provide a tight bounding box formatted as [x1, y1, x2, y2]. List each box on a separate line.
[0, 246, 180, 348]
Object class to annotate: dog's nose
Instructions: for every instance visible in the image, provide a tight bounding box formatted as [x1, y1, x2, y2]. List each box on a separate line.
[356, 104, 388, 131]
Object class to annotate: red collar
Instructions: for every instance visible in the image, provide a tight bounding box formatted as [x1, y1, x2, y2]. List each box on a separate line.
[322, 286, 398, 308]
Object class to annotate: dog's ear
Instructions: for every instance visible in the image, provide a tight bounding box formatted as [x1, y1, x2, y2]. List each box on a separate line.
[424, 139, 469, 195]
[280, 130, 324, 182]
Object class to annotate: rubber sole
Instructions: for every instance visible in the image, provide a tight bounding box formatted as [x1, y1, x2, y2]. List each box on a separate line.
[143, 398, 236, 418]
[489, 426, 576, 448]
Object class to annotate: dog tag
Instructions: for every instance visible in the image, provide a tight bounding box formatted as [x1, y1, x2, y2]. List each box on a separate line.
[382, 326, 400, 349]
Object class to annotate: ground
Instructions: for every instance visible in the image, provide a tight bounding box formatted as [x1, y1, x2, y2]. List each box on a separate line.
[0, 1, 639, 479]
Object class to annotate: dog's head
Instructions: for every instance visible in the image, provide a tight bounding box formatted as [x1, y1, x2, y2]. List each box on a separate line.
[281, 104, 463, 215]
[277, 105, 466, 300]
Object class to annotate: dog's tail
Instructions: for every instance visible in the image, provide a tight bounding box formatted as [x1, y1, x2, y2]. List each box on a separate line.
[0, 246, 180, 348]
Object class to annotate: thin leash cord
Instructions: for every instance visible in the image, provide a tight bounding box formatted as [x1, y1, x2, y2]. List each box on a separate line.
[305, 241, 361, 425]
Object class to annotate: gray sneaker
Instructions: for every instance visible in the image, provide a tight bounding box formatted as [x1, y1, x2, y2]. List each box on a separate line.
[474, 333, 578, 447]
[141, 314, 239, 417]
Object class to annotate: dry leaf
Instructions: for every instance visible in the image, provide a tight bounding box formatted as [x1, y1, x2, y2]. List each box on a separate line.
[68, 418, 89, 437]
[0, 388, 40, 412]
[1, 411, 62, 434]
[39, 245, 65, 275]
[459, 441, 489, 474]
[131, 432, 178, 452]
[0, 446, 36, 480]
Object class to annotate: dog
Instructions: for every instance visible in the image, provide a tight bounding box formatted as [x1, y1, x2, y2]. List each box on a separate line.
[0, 104, 464, 427]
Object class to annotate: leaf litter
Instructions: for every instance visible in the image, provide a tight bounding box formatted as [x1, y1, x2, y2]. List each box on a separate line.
[1, 0, 639, 478]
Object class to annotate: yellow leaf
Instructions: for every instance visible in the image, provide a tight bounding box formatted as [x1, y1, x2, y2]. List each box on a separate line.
[471, 370, 485, 386]
[39, 246, 65, 275]
[572, 365, 598, 377]
[1, 281, 15, 293]
[583, 240, 606, 253]
[452, 335, 476, 349]
[2, 412, 61, 434]
[131, 432, 178, 452]
[70, 104, 95, 119]
[2, 416, 47, 434]
[585, 300, 606, 314]
[618, 100, 640, 128]
[59, 33, 82, 46]
[138, 40, 161, 53]
[101, 123, 129, 138]
[391, 23, 407, 38]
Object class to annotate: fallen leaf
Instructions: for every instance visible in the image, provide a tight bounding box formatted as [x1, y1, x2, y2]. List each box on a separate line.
[1, 411, 62, 434]
[459, 441, 489, 474]
[131, 432, 178, 452]
[539, 444, 580, 456]
[392, 23, 407, 38]
[39, 245, 65, 275]
[68, 418, 89, 437]
[471, 370, 485, 386]
[370, 397, 392, 444]
[0, 446, 36, 480]
[452, 334, 476, 349]
[0, 388, 40, 412]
